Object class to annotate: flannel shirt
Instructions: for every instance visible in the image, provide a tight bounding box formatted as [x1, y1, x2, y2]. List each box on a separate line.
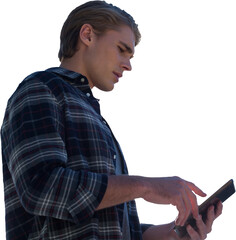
[1, 67, 151, 239]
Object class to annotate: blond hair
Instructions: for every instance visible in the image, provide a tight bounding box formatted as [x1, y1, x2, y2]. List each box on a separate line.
[58, 0, 141, 61]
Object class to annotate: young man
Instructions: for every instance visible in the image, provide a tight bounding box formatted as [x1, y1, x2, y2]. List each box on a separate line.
[1, 1, 222, 239]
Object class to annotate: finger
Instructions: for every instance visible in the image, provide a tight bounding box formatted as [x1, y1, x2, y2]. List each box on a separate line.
[183, 187, 196, 220]
[184, 184, 199, 219]
[205, 205, 215, 232]
[186, 181, 207, 197]
[186, 224, 199, 240]
[195, 214, 207, 239]
[177, 188, 195, 226]
[175, 197, 186, 226]
[215, 201, 223, 218]
[176, 183, 199, 226]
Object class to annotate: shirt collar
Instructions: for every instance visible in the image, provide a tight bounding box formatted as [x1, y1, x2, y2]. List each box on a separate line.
[46, 67, 97, 99]
[46, 67, 88, 87]
[45, 67, 101, 115]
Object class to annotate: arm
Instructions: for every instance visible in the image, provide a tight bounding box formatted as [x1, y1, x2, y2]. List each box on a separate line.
[1, 78, 107, 224]
[142, 222, 176, 240]
[1, 75, 208, 228]
[97, 175, 206, 226]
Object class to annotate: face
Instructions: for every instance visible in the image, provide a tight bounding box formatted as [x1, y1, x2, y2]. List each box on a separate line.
[82, 25, 135, 91]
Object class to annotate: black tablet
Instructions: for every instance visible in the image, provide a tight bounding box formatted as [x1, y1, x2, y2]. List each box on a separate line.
[174, 179, 235, 238]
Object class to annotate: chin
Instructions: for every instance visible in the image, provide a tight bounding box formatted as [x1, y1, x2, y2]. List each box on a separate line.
[97, 84, 115, 92]
[104, 87, 114, 92]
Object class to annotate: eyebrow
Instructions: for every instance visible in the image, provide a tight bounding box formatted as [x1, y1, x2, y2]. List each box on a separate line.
[119, 41, 134, 58]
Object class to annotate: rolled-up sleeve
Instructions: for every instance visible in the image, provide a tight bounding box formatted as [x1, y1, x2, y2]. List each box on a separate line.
[141, 224, 154, 234]
[1, 78, 108, 224]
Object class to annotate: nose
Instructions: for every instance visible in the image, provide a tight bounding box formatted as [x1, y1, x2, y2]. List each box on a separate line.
[121, 59, 132, 71]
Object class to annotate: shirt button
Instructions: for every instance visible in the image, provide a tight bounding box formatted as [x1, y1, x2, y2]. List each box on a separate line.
[113, 154, 117, 160]
[81, 78, 85, 83]
[86, 93, 91, 97]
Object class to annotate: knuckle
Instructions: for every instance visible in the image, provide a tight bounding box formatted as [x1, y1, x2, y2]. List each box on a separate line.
[192, 193, 197, 201]
[173, 176, 182, 183]
[173, 175, 179, 179]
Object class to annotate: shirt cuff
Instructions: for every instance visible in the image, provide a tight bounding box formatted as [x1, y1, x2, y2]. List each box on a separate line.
[141, 223, 154, 234]
[68, 171, 108, 223]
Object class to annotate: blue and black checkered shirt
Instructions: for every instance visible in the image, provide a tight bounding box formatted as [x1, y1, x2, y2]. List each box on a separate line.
[1, 67, 151, 239]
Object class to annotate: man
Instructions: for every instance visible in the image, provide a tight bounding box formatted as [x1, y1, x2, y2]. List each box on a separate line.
[1, 1, 222, 239]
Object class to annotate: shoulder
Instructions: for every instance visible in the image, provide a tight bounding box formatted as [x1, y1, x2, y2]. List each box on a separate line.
[5, 70, 64, 110]
[23, 70, 66, 90]
[12, 69, 74, 101]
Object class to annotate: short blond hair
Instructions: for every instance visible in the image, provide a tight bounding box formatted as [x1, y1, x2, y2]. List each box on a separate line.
[58, 0, 141, 61]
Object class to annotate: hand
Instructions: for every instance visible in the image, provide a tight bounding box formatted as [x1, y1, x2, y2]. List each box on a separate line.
[142, 202, 222, 240]
[143, 177, 206, 226]
[142, 222, 176, 240]
[178, 201, 223, 240]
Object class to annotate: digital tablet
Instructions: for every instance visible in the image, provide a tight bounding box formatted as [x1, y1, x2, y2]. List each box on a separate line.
[174, 179, 235, 238]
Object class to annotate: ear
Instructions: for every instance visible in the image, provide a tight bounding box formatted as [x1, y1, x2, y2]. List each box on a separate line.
[79, 24, 95, 46]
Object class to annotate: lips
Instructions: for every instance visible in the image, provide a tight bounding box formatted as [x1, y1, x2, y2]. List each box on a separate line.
[113, 71, 122, 78]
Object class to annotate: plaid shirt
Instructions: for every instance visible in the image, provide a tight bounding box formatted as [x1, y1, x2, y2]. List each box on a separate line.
[1, 67, 150, 239]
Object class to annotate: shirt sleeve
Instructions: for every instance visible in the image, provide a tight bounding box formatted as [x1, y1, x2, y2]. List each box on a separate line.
[141, 224, 154, 234]
[1, 77, 108, 224]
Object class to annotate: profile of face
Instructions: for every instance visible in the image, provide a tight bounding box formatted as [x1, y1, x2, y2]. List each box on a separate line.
[78, 24, 135, 91]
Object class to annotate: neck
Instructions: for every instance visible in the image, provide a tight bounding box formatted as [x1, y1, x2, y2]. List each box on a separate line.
[60, 57, 79, 74]
[60, 55, 94, 89]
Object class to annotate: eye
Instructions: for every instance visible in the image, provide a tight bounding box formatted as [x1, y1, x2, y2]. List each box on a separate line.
[118, 46, 125, 53]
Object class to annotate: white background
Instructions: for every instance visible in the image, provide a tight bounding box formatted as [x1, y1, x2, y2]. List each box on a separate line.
[0, 0, 235, 239]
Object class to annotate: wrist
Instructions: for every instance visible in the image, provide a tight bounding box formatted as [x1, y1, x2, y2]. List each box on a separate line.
[132, 175, 150, 199]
